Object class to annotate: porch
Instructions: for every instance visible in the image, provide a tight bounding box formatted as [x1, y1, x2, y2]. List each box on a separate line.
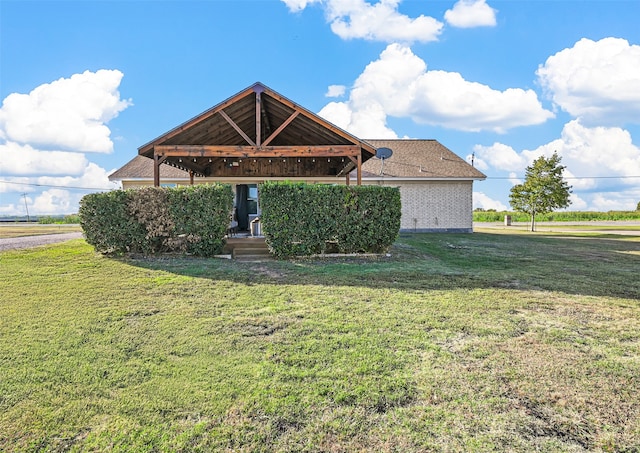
[137, 82, 376, 189]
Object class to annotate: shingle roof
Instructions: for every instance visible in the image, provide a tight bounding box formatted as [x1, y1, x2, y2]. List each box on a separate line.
[109, 139, 485, 181]
[360, 139, 485, 179]
[109, 155, 187, 180]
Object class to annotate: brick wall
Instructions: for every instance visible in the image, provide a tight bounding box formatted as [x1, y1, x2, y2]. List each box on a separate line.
[393, 181, 473, 232]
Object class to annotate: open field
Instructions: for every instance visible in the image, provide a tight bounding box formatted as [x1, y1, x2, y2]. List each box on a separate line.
[0, 224, 82, 239]
[1, 228, 639, 451]
[475, 221, 640, 237]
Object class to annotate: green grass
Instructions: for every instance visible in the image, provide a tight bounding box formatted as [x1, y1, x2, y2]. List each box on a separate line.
[1, 230, 639, 452]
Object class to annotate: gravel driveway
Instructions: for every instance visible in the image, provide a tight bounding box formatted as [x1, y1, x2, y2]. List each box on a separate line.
[0, 232, 84, 252]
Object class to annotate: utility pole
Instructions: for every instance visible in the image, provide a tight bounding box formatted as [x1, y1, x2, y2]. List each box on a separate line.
[22, 193, 30, 222]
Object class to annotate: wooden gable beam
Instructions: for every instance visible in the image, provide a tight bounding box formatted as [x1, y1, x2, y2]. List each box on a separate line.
[255, 85, 262, 146]
[262, 111, 299, 147]
[262, 88, 377, 156]
[218, 109, 256, 146]
[154, 144, 362, 158]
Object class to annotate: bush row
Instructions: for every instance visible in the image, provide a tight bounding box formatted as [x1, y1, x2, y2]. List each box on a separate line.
[473, 210, 640, 223]
[38, 214, 81, 224]
[79, 185, 233, 256]
[259, 182, 401, 258]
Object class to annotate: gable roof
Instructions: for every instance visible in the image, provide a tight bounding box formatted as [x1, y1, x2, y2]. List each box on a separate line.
[110, 139, 485, 181]
[137, 82, 376, 179]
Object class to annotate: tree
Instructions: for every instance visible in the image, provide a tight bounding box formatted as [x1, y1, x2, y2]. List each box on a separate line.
[509, 152, 572, 231]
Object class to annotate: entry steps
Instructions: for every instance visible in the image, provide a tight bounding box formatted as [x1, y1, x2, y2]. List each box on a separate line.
[224, 237, 271, 261]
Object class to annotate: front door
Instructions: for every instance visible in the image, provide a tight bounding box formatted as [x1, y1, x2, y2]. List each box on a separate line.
[235, 184, 259, 231]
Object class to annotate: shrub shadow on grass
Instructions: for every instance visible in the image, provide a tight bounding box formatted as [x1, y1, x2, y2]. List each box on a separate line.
[121, 232, 640, 300]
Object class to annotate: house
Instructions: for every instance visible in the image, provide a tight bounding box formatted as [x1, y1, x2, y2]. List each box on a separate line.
[109, 83, 486, 232]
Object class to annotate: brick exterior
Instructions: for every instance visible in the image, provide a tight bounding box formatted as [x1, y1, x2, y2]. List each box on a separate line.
[389, 181, 473, 232]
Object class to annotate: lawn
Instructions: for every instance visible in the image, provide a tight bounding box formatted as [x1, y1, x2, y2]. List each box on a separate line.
[1, 229, 639, 452]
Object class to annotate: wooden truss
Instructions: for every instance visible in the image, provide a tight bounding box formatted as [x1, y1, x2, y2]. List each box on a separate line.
[138, 83, 376, 187]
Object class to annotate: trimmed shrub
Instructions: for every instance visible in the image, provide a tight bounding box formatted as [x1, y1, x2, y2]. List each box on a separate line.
[79, 190, 146, 254]
[128, 187, 175, 254]
[260, 182, 401, 258]
[168, 184, 233, 256]
[79, 184, 233, 256]
[336, 185, 401, 254]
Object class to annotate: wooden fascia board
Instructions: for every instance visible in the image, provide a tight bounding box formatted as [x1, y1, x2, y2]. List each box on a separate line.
[154, 145, 362, 158]
[138, 86, 257, 156]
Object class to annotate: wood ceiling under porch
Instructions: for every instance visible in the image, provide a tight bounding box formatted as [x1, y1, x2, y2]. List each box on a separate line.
[138, 82, 377, 185]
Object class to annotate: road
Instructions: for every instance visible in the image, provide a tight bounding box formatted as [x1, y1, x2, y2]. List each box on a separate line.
[0, 232, 84, 252]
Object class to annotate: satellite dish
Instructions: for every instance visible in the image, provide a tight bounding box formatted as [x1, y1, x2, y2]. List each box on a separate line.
[376, 147, 393, 159]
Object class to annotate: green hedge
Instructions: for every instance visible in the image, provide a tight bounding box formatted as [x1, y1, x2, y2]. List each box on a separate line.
[473, 210, 640, 223]
[79, 185, 233, 256]
[259, 182, 401, 258]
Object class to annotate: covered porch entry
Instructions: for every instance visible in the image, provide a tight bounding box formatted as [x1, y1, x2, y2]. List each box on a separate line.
[138, 82, 377, 191]
[136, 82, 378, 255]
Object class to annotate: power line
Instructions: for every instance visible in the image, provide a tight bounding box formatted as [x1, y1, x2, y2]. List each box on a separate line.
[0, 180, 117, 191]
[485, 175, 640, 180]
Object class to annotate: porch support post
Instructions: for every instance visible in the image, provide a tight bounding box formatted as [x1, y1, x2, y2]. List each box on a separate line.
[357, 152, 362, 186]
[153, 151, 167, 187]
[345, 172, 350, 186]
[189, 170, 194, 185]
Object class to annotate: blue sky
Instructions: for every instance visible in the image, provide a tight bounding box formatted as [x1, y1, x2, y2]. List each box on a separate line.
[1, 0, 640, 215]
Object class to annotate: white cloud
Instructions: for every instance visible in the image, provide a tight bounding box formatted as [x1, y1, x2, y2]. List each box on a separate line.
[0, 163, 119, 215]
[281, 0, 321, 12]
[537, 37, 640, 125]
[0, 70, 129, 215]
[0, 203, 20, 215]
[477, 120, 640, 180]
[0, 141, 88, 175]
[589, 192, 640, 212]
[445, 0, 497, 28]
[326, 84, 346, 98]
[473, 142, 525, 172]
[0, 69, 132, 153]
[28, 189, 78, 215]
[569, 193, 588, 211]
[319, 100, 398, 138]
[476, 120, 640, 211]
[526, 120, 640, 182]
[34, 162, 119, 191]
[508, 172, 522, 186]
[473, 192, 508, 211]
[282, 0, 443, 43]
[318, 44, 553, 136]
[0, 176, 31, 194]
